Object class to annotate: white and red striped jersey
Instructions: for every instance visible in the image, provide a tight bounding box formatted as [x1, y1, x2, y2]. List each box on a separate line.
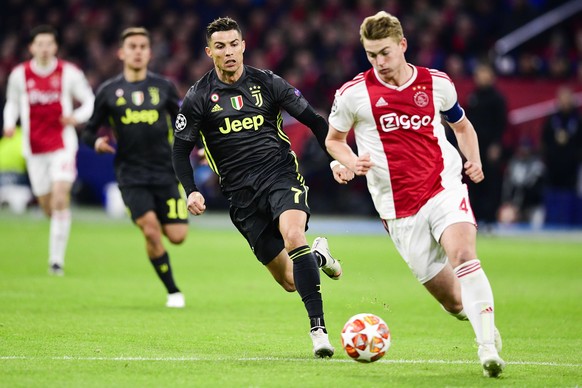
[3, 58, 94, 156]
[329, 64, 465, 220]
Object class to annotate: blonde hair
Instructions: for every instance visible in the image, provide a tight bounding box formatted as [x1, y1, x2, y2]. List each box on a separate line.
[119, 27, 150, 45]
[359, 11, 403, 43]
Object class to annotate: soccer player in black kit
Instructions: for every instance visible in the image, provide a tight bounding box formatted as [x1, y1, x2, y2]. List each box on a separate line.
[82, 27, 188, 308]
[172, 17, 352, 357]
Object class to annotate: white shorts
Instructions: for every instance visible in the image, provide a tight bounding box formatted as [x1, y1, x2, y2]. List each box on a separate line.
[26, 149, 77, 196]
[384, 184, 476, 284]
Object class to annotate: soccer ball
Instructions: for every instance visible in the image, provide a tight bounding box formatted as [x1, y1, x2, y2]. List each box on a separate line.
[340, 313, 391, 363]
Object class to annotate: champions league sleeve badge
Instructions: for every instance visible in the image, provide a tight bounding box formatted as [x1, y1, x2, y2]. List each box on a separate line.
[175, 114, 187, 132]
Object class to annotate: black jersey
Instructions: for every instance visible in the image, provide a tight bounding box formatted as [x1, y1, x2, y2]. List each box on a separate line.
[84, 72, 180, 187]
[175, 66, 310, 204]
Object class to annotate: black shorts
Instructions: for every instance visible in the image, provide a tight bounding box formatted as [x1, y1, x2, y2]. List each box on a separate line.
[120, 184, 189, 225]
[229, 175, 310, 265]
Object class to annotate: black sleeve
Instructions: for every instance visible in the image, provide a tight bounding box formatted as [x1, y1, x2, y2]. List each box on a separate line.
[295, 104, 334, 163]
[172, 136, 198, 196]
[166, 81, 180, 120]
[81, 85, 109, 148]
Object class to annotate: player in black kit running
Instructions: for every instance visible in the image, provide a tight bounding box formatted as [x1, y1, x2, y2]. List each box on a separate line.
[172, 17, 353, 357]
[82, 27, 187, 308]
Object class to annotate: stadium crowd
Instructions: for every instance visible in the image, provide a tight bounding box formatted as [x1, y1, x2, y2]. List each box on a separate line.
[1, 0, 581, 226]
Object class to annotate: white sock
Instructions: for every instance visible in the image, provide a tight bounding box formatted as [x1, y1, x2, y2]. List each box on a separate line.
[454, 259, 496, 346]
[49, 208, 71, 267]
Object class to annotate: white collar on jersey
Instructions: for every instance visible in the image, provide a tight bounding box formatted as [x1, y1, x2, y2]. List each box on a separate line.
[373, 63, 417, 91]
[30, 57, 58, 76]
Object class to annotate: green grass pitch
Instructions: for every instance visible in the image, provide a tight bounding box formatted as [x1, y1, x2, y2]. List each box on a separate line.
[1, 208, 581, 387]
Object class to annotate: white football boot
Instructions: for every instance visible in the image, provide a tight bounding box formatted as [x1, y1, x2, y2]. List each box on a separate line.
[478, 344, 505, 377]
[312, 237, 342, 280]
[494, 326, 502, 353]
[166, 292, 185, 308]
[310, 328, 334, 358]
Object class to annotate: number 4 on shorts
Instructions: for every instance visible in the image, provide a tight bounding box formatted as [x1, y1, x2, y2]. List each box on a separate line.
[459, 197, 469, 213]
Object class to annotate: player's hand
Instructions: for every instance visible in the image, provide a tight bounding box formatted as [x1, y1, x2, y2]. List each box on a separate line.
[187, 191, 206, 216]
[332, 162, 354, 184]
[60, 116, 78, 126]
[353, 153, 374, 176]
[2, 127, 15, 138]
[95, 136, 116, 154]
[464, 160, 484, 183]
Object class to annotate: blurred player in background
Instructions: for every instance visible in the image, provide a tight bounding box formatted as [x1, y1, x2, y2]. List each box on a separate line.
[82, 27, 187, 308]
[2, 25, 95, 276]
[326, 11, 505, 377]
[465, 63, 507, 230]
[172, 17, 347, 357]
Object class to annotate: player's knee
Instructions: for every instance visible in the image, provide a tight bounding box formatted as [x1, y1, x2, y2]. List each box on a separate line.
[282, 229, 306, 250]
[448, 248, 477, 266]
[168, 233, 186, 245]
[167, 226, 188, 245]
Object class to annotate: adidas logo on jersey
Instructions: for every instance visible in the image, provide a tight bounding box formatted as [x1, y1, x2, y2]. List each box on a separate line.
[211, 104, 223, 112]
[375, 97, 388, 107]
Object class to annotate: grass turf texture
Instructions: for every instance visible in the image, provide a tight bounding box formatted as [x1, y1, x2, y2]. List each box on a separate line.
[1, 208, 581, 387]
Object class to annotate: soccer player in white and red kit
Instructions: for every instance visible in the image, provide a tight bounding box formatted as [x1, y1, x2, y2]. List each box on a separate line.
[2, 25, 94, 275]
[326, 12, 505, 377]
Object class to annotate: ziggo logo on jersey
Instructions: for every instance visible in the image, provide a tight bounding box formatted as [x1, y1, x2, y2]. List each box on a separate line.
[379, 113, 432, 131]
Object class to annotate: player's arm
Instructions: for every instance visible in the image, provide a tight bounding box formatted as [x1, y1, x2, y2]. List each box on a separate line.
[273, 73, 349, 181]
[326, 124, 373, 177]
[438, 75, 483, 183]
[2, 68, 22, 138]
[172, 87, 206, 216]
[172, 137, 205, 216]
[295, 105, 355, 184]
[449, 115, 483, 183]
[294, 105, 332, 161]
[62, 66, 95, 126]
[81, 86, 115, 154]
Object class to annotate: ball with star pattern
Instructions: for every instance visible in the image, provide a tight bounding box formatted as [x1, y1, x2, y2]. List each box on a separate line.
[340, 313, 391, 363]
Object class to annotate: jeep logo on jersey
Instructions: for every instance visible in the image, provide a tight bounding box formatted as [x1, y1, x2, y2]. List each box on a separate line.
[379, 113, 432, 132]
[231, 95, 243, 110]
[219, 115, 264, 134]
[120, 108, 159, 125]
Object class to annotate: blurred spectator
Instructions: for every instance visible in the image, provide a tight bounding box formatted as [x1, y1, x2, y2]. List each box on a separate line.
[465, 63, 508, 228]
[498, 139, 545, 228]
[0, 126, 33, 213]
[540, 86, 582, 225]
[1, 0, 581, 218]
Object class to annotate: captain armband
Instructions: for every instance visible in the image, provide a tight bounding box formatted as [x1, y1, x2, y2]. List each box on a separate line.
[441, 102, 465, 124]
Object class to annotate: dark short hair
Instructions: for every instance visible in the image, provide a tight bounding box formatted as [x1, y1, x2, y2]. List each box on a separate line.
[29, 25, 58, 43]
[206, 17, 242, 44]
[119, 27, 150, 45]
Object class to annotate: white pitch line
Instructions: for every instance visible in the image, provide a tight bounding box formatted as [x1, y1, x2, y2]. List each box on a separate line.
[0, 356, 580, 367]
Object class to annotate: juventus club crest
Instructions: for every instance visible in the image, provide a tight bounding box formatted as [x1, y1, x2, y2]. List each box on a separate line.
[231, 95, 243, 110]
[250, 85, 263, 107]
[148, 87, 160, 105]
